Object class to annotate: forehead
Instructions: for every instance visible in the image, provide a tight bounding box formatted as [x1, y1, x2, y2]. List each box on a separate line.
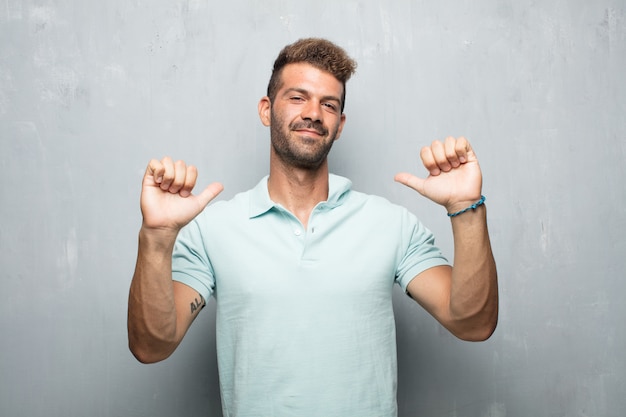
[277, 63, 343, 98]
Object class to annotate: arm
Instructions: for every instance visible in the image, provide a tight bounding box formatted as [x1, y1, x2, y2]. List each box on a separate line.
[128, 157, 223, 363]
[395, 137, 498, 341]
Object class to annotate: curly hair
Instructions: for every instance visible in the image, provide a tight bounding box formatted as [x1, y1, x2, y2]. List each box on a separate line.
[266, 38, 357, 112]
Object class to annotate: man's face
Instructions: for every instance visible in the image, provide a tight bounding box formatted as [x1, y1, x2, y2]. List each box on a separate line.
[260, 63, 346, 170]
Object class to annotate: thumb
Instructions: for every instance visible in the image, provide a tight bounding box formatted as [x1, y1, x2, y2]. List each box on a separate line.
[394, 172, 426, 196]
[194, 182, 224, 209]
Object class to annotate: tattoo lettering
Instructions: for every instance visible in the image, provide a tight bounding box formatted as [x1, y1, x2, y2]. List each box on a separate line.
[190, 294, 205, 315]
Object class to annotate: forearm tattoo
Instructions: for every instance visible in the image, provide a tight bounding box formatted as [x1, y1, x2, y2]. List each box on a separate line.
[190, 294, 205, 315]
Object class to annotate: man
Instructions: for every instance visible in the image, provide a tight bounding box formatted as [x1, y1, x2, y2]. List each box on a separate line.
[128, 38, 498, 416]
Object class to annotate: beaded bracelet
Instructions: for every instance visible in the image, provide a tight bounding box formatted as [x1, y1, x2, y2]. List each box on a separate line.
[447, 195, 486, 217]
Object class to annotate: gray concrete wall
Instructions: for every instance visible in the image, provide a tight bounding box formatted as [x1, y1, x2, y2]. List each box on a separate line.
[1, 1, 624, 416]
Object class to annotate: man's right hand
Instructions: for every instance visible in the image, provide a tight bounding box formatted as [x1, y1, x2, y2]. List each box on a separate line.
[128, 157, 221, 364]
[140, 157, 223, 233]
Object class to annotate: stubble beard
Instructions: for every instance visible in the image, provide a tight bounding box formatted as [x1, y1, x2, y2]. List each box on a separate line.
[270, 111, 337, 170]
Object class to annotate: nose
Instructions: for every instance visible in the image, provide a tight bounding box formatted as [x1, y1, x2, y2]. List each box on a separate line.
[301, 99, 322, 123]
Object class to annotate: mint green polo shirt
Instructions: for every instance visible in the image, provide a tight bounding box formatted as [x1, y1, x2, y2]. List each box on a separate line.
[172, 174, 449, 417]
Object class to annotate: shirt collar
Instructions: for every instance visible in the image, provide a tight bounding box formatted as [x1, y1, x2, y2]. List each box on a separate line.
[248, 174, 352, 218]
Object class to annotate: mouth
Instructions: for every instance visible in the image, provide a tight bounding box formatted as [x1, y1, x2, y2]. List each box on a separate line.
[294, 128, 324, 137]
[290, 122, 327, 137]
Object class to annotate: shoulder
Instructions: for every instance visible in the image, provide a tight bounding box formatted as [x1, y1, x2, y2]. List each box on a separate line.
[345, 187, 413, 219]
[329, 174, 406, 214]
[195, 188, 252, 222]
[335, 188, 428, 242]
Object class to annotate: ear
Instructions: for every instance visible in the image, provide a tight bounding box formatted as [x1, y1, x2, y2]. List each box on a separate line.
[258, 96, 271, 126]
[334, 113, 347, 141]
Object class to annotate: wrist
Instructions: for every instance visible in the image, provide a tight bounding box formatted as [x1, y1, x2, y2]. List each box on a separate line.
[446, 195, 486, 217]
[138, 225, 180, 252]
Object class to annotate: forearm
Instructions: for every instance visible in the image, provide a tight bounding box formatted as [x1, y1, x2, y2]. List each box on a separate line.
[448, 205, 498, 340]
[127, 227, 181, 363]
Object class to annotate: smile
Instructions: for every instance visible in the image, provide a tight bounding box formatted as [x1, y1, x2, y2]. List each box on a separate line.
[295, 129, 324, 137]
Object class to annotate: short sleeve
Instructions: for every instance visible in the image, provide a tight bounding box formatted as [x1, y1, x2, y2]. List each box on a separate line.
[395, 211, 450, 292]
[172, 217, 215, 302]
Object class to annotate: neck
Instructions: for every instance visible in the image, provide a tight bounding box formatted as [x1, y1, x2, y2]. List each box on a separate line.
[268, 157, 330, 228]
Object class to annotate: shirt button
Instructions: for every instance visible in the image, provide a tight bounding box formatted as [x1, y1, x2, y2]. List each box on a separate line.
[294, 229, 302, 236]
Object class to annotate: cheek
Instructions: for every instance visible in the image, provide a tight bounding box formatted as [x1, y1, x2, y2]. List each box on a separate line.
[331, 118, 345, 136]
[271, 107, 294, 127]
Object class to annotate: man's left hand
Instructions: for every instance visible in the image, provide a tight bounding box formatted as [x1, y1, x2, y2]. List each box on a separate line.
[394, 136, 483, 214]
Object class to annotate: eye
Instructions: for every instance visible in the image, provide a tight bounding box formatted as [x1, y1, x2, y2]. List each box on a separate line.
[322, 102, 339, 112]
[289, 96, 305, 102]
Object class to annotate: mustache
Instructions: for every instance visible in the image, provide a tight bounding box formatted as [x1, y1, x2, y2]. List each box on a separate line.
[290, 121, 328, 136]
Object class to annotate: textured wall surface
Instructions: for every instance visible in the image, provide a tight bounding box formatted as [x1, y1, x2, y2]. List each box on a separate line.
[1, 1, 625, 416]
